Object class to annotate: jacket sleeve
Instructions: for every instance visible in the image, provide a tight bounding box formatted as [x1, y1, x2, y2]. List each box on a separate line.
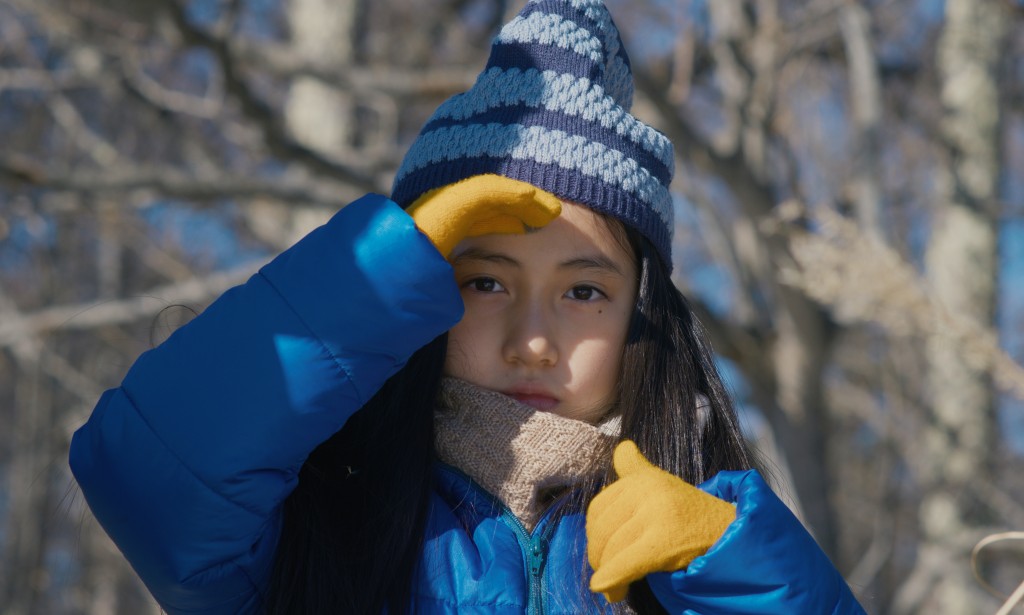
[645, 470, 867, 615]
[69, 194, 463, 615]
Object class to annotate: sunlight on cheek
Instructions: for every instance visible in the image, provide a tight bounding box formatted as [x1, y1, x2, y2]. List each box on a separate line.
[564, 338, 623, 422]
[564, 338, 622, 391]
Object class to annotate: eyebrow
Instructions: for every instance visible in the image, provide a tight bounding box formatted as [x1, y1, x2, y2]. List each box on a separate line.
[452, 248, 625, 276]
[559, 255, 625, 276]
[451, 247, 520, 267]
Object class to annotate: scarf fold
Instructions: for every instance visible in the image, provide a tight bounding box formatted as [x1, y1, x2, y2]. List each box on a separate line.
[435, 377, 621, 531]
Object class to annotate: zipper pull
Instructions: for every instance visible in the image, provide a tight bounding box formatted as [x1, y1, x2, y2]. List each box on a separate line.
[528, 535, 548, 577]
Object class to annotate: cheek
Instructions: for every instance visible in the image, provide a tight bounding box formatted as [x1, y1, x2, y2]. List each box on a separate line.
[565, 338, 623, 390]
[443, 323, 470, 378]
[562, 337, 623, 422]
[444, 312, 492, 379]
[562, 310, 631, 388]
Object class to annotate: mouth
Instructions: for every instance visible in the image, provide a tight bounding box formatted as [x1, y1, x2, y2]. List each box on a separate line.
[505, 390, 560, 411]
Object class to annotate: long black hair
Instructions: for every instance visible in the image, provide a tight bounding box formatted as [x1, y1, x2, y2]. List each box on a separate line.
[604, 222, 756, 612]
[264, 335, 447, 614]
[264, 220, 755, 614]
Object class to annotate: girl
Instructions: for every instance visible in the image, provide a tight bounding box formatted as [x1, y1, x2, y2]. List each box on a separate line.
[70, 0, 866, 613]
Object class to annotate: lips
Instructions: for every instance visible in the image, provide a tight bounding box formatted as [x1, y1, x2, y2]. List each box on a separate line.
[505, 388, 560, 411]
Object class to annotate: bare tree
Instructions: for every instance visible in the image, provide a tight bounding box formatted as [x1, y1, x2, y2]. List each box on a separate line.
[1, 0, 1023, 612]
[900, 0, 1011, 612]
[610, 0, 1024, 611]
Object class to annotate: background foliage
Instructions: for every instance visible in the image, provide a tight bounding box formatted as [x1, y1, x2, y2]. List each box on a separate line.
[1, 0, 1023, 612]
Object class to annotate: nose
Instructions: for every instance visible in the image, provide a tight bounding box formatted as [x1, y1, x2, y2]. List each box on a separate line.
[502, 299, 558, 367]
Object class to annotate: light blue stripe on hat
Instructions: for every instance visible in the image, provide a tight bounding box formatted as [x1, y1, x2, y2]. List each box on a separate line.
[497, 12, 604, 62]
[426, 68, 673, 169]
[396, 123, 673, 227]
[528, 0, 632, 107]
[529, 0, 609, 42]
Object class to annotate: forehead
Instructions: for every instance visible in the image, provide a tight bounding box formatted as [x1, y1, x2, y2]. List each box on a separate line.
[453, 202, 636, 271]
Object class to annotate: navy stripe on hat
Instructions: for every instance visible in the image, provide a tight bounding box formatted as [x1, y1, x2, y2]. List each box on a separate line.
[419, 67, 675, 169]
[421, 107, 671, 186]
[422, 67, 673, 169]
[396, 122, 673, 230]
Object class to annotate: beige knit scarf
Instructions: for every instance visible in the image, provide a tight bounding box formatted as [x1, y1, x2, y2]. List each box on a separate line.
[435, 377, 621, 531]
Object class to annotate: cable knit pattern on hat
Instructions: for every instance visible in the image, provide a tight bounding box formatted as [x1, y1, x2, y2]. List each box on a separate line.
[391, 0, 676, 269]
[435, 377, 621, 531]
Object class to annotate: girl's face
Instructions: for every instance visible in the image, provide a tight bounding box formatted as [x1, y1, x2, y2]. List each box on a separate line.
[444, 202, 638, 423]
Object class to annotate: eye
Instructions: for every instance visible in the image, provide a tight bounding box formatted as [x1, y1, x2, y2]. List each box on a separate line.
[566, 285, 604, 301]
[465, 277, 505, 293]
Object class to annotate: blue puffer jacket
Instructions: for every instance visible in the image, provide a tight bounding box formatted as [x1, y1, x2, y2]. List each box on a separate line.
[70, 195, 867, 614]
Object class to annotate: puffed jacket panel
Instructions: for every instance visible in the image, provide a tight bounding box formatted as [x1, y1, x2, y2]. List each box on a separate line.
[648, 470, 867, 614]
[417, 466, 609, 614]
[70, 195, 463, 613]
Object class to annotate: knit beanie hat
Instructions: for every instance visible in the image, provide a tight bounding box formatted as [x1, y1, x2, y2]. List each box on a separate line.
[391, 0, 675, 268]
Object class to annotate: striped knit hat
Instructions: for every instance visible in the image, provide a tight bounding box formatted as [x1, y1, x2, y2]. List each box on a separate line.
[391, 0, 675, 268]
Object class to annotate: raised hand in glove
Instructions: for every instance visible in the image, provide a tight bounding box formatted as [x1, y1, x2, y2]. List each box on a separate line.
[586, 440, 736, 603]
[406, 174, 562, 258]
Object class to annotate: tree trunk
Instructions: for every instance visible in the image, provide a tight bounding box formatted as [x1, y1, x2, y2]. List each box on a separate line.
[907, 0, 1008, 612]
[260, 0, 364, 247]
[1, 348, 52, 615]
[285, 0, 358, 158]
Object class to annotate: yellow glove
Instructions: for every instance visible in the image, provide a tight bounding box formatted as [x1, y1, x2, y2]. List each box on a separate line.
[406, 174, 562, 258]
[586, 440, 736, 603]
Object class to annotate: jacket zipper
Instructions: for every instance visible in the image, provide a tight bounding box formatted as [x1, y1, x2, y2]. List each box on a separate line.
[500, 506, 559, 615]
[438, 464, 563, 615]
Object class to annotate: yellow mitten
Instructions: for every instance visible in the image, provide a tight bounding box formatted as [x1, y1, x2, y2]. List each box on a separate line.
[586, 440, 736, 603]
[406, 174, 562, 258]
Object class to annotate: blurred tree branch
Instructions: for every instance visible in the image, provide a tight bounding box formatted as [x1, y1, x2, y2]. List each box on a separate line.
[0, 260, 263, 349]
[0, 156, 345, 206]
